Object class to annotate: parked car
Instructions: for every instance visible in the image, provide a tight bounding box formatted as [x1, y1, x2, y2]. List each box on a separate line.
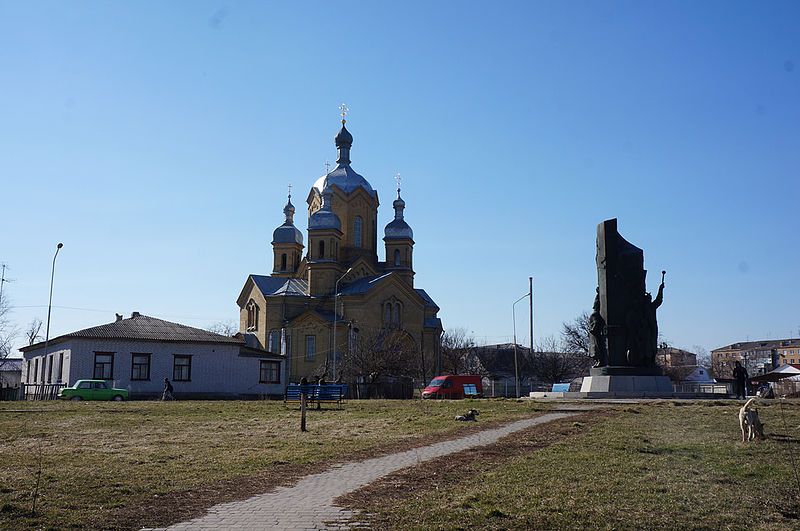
[422, 375, 482, 399]
[58, 380, 129, 401]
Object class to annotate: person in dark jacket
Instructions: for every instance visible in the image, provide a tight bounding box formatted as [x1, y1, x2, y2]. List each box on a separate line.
[733, 361, 748, 399]
[162, 377, 175, 401]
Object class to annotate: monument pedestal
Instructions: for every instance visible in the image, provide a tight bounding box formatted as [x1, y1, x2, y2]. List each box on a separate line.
[579, 366, 673, 397]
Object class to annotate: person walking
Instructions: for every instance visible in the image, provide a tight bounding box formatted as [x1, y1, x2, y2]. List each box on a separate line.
[162, 377, 175, 401]
[732, 361, 748, 400]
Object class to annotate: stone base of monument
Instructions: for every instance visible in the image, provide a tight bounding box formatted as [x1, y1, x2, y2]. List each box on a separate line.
[579, 366, 673, 397]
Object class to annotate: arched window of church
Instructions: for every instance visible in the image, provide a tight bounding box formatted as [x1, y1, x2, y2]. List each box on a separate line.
[319, 240, 325, 259]
[246, 299, 259, 331]
[384, 303, 391, 325]
[354, 216, 363, 248]
[394, 249, 401, 266]
[393, 303, 401, 327]
[280, 253, 287, 271]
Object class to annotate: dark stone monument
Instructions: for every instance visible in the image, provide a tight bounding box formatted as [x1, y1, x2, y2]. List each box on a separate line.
[581, 218, 672, 395]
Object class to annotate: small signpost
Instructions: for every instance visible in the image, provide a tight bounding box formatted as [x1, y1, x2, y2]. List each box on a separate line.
[299, 378, 308, 432]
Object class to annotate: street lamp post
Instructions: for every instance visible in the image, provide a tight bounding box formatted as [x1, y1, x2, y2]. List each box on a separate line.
[512, 292, 528, 397]
[43, 243, 63, 385]
[332, 267, 353, 381]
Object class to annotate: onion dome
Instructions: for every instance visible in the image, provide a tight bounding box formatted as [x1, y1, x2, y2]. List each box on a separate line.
[272, 194, 303, 244]
[384, 188, 413, 240]
[308, 188, 341, 230]
[312, 121, 377, 199]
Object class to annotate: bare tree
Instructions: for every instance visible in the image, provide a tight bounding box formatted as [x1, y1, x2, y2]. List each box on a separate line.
[0, 293, 18, 364]
[440, 327, 478, 375]
[561, 311, 590, 356]
[338, 327, 417, 382]
[206, 320, 238, 337]
[26, 317, 43, 346]
[532, 335, 591, 385]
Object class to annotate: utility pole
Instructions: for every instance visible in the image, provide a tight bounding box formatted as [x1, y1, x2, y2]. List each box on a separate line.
[0, 264, 14, 306]
[529, 276, 533, 355]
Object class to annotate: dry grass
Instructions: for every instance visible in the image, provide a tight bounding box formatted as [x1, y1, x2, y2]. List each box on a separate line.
[338, 400, 800, 530]
[0, 398, 546, 530]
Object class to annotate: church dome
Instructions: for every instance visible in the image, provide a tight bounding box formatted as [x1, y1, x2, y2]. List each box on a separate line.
[384, 189, 413, 240]
[272, 196, 303, 244]
[309, 189, 341, 230]
[272, 223, 303, 244]
[312, 121, 377, 199]
[384, 218, 413, 240]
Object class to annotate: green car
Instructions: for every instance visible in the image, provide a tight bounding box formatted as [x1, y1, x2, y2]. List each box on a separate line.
[58, 380, 129, 401]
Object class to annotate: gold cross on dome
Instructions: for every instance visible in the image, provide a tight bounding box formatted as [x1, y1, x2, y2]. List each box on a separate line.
[339, 103, 349, 123]
[325, 161, 331, 173]
[287, 183, 292, 198]
[395, 172, 402, 193]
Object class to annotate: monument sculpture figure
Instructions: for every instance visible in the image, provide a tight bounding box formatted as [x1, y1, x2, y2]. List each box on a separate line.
[581, 218, 672, 395]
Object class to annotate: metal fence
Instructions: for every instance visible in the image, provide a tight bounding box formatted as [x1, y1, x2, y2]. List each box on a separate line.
[672, 382, 731, 395]
[0, 387, 23, 401]
[21, 383, 65, 401]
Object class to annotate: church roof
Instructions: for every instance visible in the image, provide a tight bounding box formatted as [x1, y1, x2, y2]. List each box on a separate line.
[337, 273, 393, 295]
[251, 276, 309, 297]
[415, 289, 439, 310]
[272, 221, 304, 245]
[21, 313, 243, 351]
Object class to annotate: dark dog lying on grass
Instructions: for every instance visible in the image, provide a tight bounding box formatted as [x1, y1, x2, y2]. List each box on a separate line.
[455, 409, 479, 421]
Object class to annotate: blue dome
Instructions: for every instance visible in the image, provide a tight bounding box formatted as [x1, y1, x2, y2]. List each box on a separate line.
[313, 165, 377, 198]
[384, 218, 413, 240]
[309, 209, 341, 230]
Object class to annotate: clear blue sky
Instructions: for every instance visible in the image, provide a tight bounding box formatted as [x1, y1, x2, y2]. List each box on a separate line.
[2, 1, 799, 356]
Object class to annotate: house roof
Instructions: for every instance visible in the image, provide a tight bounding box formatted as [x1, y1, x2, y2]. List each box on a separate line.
[251, 276, 309, 297]
[20, 313, 243, 352]
[0, 359, 23, 372]
[712, 338, 800, 352]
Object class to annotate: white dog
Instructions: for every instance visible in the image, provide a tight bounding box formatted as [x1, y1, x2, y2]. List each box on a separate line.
[739, 397, 765, 442]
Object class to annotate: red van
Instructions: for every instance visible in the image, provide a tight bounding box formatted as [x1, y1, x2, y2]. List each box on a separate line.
[421, 375, 482, 399]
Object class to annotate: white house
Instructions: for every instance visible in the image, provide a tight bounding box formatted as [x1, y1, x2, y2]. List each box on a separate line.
[19, 312, 285, 399]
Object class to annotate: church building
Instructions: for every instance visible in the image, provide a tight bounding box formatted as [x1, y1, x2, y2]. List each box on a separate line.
[236, 116, 443, 382]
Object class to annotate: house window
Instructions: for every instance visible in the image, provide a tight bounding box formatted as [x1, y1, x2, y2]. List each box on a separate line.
[305, 335, 316, 361]
[26, 360, 30, 383]
[394, 249, 401, 266]
[259, 360, 281, 384]
[47, 355, 53, 383]
[269, 330, 281, 353]
[58, 352, 64, 382]
[173, 355, 192, 381]
[246, 299, 259, 332]
[354, 216, 363, 248]
[93, 352, 114, 380]
[33, 358, 38, 383]
[131, 353, 151, 381]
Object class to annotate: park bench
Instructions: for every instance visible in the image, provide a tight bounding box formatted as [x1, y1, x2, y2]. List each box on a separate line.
[284, 383, 348, 409]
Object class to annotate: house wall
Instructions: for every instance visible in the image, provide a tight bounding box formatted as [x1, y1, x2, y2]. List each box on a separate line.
[22, 339, 284, 398]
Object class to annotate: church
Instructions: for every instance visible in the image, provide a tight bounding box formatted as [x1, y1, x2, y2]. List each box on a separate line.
[236, 115, 443, 383]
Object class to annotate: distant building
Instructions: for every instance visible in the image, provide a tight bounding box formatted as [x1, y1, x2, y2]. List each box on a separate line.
[656, 347, 697, 368]
[711, 338, 800, 379]
[19, 313, 284, 399]
[0, 358, 23, 388]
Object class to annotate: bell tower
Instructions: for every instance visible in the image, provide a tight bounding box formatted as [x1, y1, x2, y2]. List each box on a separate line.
[383, 176, 414, 287]
[272, 190, 304, 277]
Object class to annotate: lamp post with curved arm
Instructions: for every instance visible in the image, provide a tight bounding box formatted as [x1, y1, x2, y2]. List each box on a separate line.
[332, 267, 353, 381]
[512, 291, 529, 397]
[43, 243, 63, 385]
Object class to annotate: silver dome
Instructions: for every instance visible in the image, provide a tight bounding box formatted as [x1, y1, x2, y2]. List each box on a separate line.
[309, 189, 341, 230]
[272, 223, 303, 244]
[313, 164, 377, 198]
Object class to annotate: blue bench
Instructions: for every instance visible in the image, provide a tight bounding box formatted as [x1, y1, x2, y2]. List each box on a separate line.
[285, 384, 348, 409]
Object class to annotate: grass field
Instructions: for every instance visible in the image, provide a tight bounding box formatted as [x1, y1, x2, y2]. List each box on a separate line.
[339, 400, 800, 530]
[2, 399, 799, 530]
[0, 398, 547, 530]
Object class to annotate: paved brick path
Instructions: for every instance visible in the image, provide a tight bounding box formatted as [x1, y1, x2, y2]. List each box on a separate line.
[151, 411, 577, 531]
